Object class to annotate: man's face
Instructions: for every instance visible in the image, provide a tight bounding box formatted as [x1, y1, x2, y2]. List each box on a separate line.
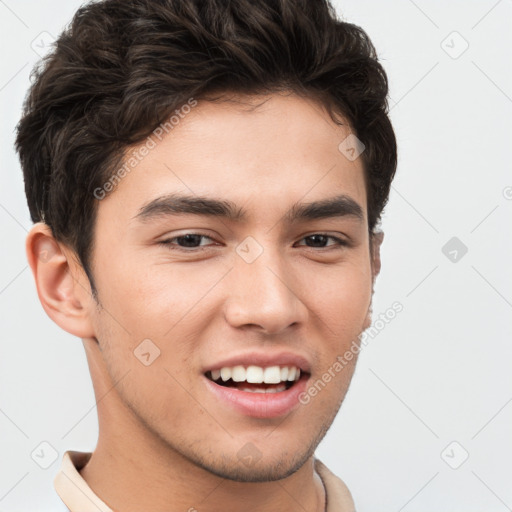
[87, 92, 375, 481]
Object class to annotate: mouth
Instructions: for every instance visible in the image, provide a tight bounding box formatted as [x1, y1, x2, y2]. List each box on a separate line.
[203, 363, 311, 418]
[205, 365, 304, 394]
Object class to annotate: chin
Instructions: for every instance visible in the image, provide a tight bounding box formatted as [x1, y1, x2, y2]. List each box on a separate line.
[197, 453, 311, 483]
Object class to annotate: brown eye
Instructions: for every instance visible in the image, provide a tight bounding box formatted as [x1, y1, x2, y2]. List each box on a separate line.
[159, 233, 215, 251]
[296, 234, 347, 249]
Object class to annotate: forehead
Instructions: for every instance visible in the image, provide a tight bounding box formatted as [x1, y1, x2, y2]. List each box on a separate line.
[96, 92, 368, 225]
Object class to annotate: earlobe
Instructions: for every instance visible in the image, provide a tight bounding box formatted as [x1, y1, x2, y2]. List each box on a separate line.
[26, 223, 96, 339]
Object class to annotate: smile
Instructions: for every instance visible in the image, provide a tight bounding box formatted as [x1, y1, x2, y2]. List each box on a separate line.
[204, 361, 310, 418]
[206, 365, 302, 393]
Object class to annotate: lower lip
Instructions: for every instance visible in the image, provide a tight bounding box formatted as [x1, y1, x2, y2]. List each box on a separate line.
[203, 373, 309, 419]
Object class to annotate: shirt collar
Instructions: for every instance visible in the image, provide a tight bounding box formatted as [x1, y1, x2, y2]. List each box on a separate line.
[55, 450, 355, 511]
[54, 451, 113, 512]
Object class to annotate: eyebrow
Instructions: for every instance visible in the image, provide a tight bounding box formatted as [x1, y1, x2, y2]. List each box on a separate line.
[133, 192, 364, 224]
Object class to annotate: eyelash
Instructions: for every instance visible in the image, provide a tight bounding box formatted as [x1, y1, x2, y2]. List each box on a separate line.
[158, 233, 348, 252]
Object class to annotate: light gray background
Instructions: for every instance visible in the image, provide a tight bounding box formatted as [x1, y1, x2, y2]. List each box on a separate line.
[1, 1, 511, 510]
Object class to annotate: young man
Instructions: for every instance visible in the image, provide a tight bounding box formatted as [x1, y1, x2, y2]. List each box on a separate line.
[15, 0, 397, 510]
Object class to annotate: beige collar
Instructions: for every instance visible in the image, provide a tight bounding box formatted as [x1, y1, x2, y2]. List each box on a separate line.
[55, 450, 355, 511]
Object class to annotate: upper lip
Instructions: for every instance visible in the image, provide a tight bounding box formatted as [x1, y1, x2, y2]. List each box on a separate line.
[204, 351, 311, 374]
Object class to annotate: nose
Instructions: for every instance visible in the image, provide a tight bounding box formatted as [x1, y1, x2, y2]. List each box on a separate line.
[223, 246, 308, 335]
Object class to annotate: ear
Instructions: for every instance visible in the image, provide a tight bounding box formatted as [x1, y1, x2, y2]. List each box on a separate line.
[26, 222, 96, 338]
[361, 231, 384, 333]
[370, 230, 384, 284]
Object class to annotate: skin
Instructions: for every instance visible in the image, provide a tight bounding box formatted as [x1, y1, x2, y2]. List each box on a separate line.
[26, 91, 382, 512]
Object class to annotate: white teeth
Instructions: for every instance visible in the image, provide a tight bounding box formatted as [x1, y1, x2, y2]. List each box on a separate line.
[220, 367, 232, 382]
[239, 387, 266, 393]
[238, 384, 287, 393]
[210, 365, 302, 385]
[246, 365, 264, 383]
[265, 384, 287, 393]
[231, 365, 246, 382]
[263, 366, 281, 384]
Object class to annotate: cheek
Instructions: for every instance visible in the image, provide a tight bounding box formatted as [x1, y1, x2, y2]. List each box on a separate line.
[299, 259, 372, 334]
[92, 256, 215, 379]
[95, 254, 195, 332]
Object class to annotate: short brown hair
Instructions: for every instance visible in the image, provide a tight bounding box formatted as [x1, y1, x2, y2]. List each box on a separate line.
[15, 0, 397, 295]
